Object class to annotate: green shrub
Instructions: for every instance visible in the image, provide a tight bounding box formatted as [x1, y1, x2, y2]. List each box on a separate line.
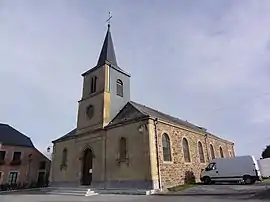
[184, 170, 196, 184]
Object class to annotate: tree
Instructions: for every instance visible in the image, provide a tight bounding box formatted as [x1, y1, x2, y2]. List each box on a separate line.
[262, 145, 270, 159]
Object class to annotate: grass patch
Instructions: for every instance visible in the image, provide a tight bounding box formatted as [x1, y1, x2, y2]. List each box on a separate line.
[167, 183, 198, 192]
[263, 178, 270, 182]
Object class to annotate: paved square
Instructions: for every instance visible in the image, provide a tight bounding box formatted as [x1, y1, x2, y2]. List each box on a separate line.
[0, 194, 158, 202]
[1, 183, 270, 202]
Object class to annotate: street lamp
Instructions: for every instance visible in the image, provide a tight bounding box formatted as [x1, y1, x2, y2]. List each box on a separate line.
[46, 145, 53, 185]
[47, 146, 52, 154]
[46, 146, 53, 160]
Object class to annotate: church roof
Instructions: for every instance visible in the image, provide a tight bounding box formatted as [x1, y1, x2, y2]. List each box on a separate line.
[97, 24, 118, 67]
[52, 128, 76, 143]
[129, 101, 202, 132]
[130, 102, 232, 143]
[0, 123, 35, 147]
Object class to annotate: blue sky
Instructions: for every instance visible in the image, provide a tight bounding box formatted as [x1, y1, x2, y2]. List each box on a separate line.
[1, 0, 270, 159]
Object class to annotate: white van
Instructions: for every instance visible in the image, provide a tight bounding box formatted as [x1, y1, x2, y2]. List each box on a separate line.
[258, 158, 270, 178]
[201, 155, 261, 184]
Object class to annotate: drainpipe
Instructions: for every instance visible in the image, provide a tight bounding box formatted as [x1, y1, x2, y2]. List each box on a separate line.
[154, 118, 162, 191]
[204, 134, 210, 163]
[27, 154, 32, 183]
[104, 132, 107, 189]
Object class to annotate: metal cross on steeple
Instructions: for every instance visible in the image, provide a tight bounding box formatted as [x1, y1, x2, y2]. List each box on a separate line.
[106, 12, 112, 27]
[96, 11, 117, 67]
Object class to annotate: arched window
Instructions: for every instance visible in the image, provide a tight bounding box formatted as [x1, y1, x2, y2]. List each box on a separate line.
[198, 141, 205, 163]
[183, 138, 191, 162]
[162, 133, 172, 161]
[219, 146, 224, 158]
[116, 79, 123, 97]
[90, 76, 97, 94]
[210, 144, 215, 160]
[119, 137, 127, 161]
[61, 148, 68, 166]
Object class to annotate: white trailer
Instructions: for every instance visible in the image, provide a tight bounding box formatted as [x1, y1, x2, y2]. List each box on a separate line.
[201, 155, 261, 184]
[257, 158, 270, 178]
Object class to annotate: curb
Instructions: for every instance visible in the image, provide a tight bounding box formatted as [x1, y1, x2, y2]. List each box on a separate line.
[153, 191, 259, 196]
[0, 188, 43, 194]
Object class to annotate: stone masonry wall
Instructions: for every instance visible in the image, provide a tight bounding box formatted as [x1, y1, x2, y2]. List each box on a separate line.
[154, 120, 234, 189]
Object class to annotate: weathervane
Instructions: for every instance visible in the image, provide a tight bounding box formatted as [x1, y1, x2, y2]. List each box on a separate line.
[106, 12, 112, 27]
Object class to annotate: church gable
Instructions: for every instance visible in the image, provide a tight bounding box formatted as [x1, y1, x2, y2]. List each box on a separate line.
[108, 102, 146, 125]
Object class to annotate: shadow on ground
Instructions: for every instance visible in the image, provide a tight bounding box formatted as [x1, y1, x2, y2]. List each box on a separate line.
[249, 189, 270, 200]
[158, 182, 270, 200]
[159, 189, 270, 200]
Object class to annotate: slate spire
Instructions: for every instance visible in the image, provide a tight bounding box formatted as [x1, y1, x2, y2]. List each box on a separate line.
[97, 24, 118, 67]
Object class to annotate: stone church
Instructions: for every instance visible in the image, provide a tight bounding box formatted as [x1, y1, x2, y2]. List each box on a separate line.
[51, 24, 235, 190]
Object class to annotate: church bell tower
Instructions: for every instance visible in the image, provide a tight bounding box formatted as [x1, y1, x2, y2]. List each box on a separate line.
[76, 24, 131, 133]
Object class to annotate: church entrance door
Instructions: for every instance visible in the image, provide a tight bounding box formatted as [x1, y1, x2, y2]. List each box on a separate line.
[81, 148, 93, 185]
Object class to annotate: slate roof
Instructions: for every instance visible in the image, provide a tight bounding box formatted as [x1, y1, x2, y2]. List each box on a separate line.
[82, 24, 126, 76]
[97, 24, 118, 67]
[52, 128, 76, 143]
[130, 101, 232, 142]
[0, 123, 35, 147]
[129, 101, 203, 132]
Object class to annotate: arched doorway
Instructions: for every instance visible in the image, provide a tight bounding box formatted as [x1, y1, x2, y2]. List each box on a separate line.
[81, 148, 93, 185]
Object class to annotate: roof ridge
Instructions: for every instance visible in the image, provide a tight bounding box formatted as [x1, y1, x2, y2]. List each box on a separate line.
[0, 124, 34, 147]
[130, 101, 233, 144]
[52, 128, 77, 143]
[8, 124, 31, 139]
[129, 101, 148, 115]
[131, 100, 200, 127]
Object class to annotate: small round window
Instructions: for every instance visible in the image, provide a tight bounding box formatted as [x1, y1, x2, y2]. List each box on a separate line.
[86, 105, 94, 119]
